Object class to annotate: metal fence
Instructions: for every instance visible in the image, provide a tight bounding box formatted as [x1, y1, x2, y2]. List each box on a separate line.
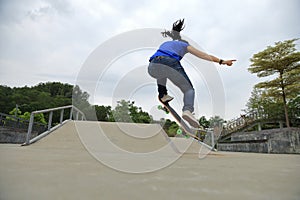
[23, 105, 86, 145]
[0, 112, 47, 134]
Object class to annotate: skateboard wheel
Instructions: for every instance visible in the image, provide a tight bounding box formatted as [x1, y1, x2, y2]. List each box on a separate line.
[158, 105, 169, 114]
[176, 129, 182, 135]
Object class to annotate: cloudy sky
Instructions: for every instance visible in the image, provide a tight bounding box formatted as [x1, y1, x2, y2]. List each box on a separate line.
[0, 0, 299, 120]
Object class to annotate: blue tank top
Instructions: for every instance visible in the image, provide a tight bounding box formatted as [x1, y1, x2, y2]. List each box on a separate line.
[150, 40, 189, 61]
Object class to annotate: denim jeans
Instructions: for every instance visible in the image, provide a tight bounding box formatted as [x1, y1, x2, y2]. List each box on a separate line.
[148, 56, 195, 112]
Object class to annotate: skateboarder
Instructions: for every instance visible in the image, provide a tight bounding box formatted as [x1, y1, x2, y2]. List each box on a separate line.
[148, 19, 236, 128]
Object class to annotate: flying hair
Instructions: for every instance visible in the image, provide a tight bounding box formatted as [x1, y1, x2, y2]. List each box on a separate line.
[172, 19, 185, 32]
[161, 19, 187, 42]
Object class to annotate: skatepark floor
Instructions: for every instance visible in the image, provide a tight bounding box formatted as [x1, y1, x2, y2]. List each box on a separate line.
[0, 121, 299, 200]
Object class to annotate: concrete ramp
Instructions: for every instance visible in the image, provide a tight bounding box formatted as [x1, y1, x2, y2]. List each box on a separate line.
[74, 121, 174, 153]
[31, 121, 214, 173]
[33, 121, 216, 156]
[171, 137, 213, 156]
[1, 120, 300, 200]
[32, 120, 213, 155]
[30, 120, 85, 150]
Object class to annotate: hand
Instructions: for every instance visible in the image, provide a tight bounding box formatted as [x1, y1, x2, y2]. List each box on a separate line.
[222, 59, 236, 66]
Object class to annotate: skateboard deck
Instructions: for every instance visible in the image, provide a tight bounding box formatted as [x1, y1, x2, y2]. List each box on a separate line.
[158, 101, 205, 141]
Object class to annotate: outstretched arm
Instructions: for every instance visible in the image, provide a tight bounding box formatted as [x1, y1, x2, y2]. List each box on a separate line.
[187, 45, 236, 66]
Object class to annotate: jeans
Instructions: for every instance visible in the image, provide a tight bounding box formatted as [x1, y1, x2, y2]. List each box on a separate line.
[148, 56, 195, 112]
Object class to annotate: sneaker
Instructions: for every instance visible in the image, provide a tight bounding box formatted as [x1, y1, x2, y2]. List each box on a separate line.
[182, 110, 200, 128]
[159, 94, 174, 103]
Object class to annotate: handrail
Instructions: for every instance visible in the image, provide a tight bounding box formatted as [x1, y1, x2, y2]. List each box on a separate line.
[23, 105, 86, 145]
[219, 109, 290, 142]
[223, 110, 269, 134]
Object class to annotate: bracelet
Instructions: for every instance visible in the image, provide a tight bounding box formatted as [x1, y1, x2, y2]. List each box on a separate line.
[219, 59, 224, 65]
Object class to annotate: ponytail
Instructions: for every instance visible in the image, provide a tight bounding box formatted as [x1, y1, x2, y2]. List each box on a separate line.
[161, 19, 188, 43]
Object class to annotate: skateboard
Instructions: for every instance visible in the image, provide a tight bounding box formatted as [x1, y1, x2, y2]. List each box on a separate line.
[158, 102, 206, 141]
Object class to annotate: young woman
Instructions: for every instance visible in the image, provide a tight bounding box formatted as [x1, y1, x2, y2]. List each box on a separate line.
[148, 19, 236, 128]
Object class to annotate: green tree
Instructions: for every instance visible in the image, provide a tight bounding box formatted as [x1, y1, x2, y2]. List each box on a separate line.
[198, 116, 210, 128]
[128, 101, 152, 123]
[289, 96, 300, 117]
[8, 108, 46, 125]
[9, 107, 21, 117]
[72, 85, 94, 120]
[35, 82, 73, 97]
[72, 85, 90, 108]
[0, 85, 13, 114]
[245, 87, 265, 114]
[162, 119, 179, 137]
[0, 82, 75, 114]
[248, 39, 300, 127]
[0, 82, 87, 123]
[111, 100, 132, 122]
[111, 100, 152, 123]
[245, 87, 285, 120]
[95, 105, 112, 121]
[209, 116, 225, 127]
[167, 123, 179, 137]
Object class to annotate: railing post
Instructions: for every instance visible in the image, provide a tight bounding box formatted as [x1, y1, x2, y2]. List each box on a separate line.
[69, 107, 73, 119]
[25, 113, 35, 145]
[258, 123, 262, 131]
[60, 109, 64, 124]
[48, 111, 53, 131]
[76, 111, 79, 120]
[211, 130, 215, 149]
[279, 121, 283, 129]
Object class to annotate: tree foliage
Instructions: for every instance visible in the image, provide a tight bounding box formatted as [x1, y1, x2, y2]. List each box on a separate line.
[0, 82, 73, 114]
[248, 38, 300, 127]
[161, 119, 179, 137]
[246, 87, 299, 126]
[1, 82, 231, 135]
[246, 87, 285, 119]
[94, 105, 112, 121]
[199, 116, 210, 128]
[110, 100, 152, 123]
[209, 116, 225, 127]
[0, 82, 86, 124]
[7, 107, 47, 125]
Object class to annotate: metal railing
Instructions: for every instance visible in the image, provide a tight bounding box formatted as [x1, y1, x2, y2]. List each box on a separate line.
[223, 111, 269, 134]
[219, 109, 292, 142]
[23, 105, 86, 145]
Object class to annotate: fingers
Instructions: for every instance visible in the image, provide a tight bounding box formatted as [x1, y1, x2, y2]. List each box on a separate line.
[220, 59, 236, 66]
[226, 59, 236, 66]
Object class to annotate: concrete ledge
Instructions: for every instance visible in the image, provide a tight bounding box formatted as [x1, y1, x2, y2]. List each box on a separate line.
[0, 127, 38, 144]
[218, 142, 269, 153]
[218, 128, 300, 154]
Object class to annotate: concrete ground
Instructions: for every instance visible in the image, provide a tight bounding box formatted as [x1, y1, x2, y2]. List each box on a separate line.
[0, 121, 299, 200]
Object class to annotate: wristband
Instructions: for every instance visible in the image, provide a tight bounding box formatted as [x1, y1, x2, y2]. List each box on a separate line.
[219, 59, 224, 65]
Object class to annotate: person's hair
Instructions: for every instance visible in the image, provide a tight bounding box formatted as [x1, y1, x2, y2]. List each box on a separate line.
[161, 19, 188, 43]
